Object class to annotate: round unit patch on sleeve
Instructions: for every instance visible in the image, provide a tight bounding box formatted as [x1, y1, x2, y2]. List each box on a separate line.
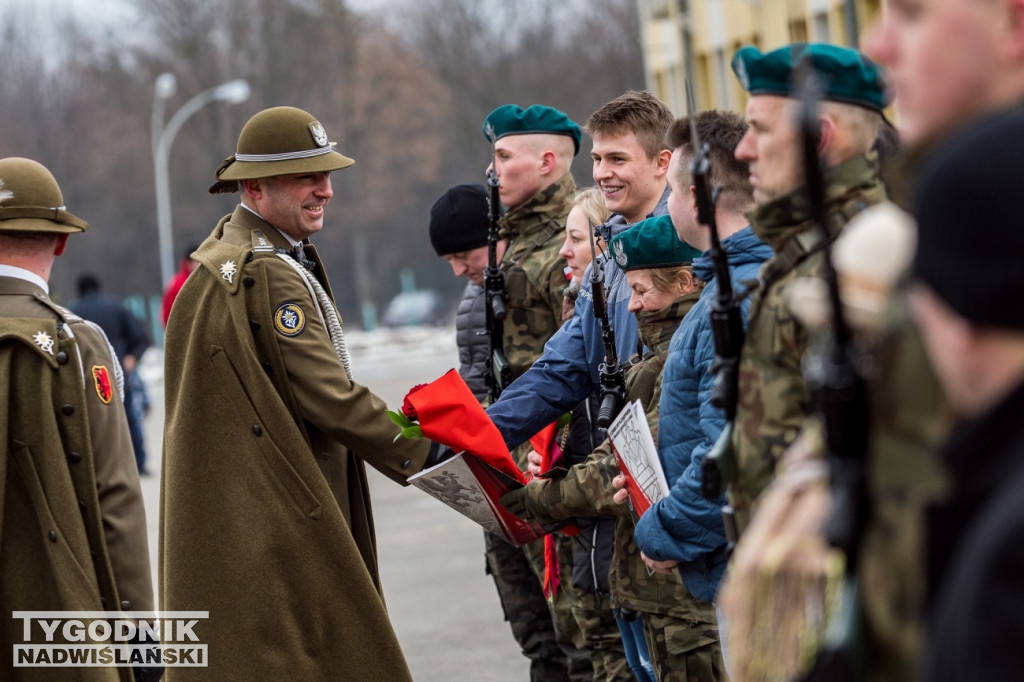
[274, 303, 306, 337]
[92, 365, 113, 404]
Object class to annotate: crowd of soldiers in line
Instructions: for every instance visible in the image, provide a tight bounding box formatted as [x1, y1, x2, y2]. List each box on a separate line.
[2, 0, 1023, 680]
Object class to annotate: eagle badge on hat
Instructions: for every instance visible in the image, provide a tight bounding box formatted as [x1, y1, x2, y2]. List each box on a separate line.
[33, 330, 54, 355]
[274, 303, 306, 337]
[309, 121, 329, 148]
[613, 240, 628, 268]
[92, 365, 113, 404]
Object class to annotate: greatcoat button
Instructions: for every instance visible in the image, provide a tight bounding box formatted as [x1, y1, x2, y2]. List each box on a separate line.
[401, 460, 411, 470]
[69, 451, 82, 463]
[61, 404, 74, 415]
[252, 424, 262, 436]
[48, 530, 57, 542]
[121, 600, 131, 610]
[243, 276, 255, 287]
[56, 351, 68, 364]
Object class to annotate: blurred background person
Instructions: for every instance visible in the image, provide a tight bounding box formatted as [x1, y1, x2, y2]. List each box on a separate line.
[69, 272, 152, 475]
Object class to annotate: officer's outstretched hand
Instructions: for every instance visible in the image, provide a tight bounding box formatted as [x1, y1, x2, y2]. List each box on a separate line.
[424, 441, 456, 468]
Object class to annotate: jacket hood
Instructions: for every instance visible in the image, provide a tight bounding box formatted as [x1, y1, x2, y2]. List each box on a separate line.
[692, 226, 772, 283]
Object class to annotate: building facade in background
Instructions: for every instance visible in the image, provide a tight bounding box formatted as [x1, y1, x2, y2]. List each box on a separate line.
[636, 0, 882, 114]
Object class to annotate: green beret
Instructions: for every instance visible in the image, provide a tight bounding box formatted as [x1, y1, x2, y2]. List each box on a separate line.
[609, 215, 701, 272]
[731, 43, 890, 112]
[482, 104, 582, 156]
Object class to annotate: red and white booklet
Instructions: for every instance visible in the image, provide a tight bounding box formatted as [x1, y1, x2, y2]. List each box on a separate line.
[408, 452, 566, 546]
[608, 400, 670, 518]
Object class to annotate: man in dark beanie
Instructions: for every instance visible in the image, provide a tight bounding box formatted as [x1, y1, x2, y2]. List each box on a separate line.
[907, 110, 1024, 681]
[429, 183, 572, 679]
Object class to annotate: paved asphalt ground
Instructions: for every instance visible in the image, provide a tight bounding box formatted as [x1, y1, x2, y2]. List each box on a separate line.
[138, 327, 530, 680]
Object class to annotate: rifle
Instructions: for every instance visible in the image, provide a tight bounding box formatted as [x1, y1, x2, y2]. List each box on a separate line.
[795, 55, 869, 682]
[589, 222, 626, 428]
[484, 124, 511, 404]
[689, 82, 745, 515]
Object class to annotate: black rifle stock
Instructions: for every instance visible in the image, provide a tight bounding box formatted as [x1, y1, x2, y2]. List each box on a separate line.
[589, 225, 626, 428]
[485, 163, 511, 404]
[795, 56, 869, 682]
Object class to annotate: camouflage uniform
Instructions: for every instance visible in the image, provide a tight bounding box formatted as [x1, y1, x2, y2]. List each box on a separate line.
[527, 293, 726, 682]
[729, 153, 887, 526]
[499, 171, 575, 383]
[855, 148, 954, 680]
[495, 170, 588, 680]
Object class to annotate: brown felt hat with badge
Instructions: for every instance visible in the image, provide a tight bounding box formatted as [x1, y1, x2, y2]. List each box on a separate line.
[209, 106, 355, 194]
[0, 157, 88, 234]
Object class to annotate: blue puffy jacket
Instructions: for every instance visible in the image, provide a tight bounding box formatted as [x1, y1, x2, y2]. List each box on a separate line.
[487, 189, 670, 448]
[633, 226, 772, 602]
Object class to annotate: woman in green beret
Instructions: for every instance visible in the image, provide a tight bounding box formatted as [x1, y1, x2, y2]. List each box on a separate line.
[505, 214, 727, 681]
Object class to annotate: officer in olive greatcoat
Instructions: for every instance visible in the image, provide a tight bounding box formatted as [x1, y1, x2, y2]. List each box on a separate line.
[161, 107, 431, 680]
[0, 157, 154, 682]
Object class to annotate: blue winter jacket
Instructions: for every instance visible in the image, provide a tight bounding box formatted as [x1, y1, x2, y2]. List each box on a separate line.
[633, 226, 772, 602]
[487, 189, 670, 449]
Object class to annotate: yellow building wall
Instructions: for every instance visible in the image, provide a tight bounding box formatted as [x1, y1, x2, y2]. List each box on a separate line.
[637, 0, 884, 115]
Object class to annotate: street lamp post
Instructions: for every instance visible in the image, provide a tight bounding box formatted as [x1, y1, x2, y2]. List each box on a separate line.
[151, 74, 251, 288]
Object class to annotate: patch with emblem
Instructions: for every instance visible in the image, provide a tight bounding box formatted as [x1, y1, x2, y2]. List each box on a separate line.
[33, 330, 55, 355]
[613, 240, 627, 268]
[309, 121, 328, 148]
[219, 260, 237, 284]
[274, 303, 306, 337]
[92, 365, 113, 404]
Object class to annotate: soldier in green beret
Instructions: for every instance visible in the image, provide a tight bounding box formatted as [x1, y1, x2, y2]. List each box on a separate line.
[0, 157, 155, 681]
[161, 106, 432, 680]
[502, 214, 726, 682]
[481, 102, 597, 681]
[724, 43, 890, 525]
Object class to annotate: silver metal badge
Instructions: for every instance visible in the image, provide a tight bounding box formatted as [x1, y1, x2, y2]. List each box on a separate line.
[483, 122, 496, 143]
[309, 121, 328, 148]
[219, 260, 237, 284]
[613, 240, 627, 267]
[33, 331, 54, 355]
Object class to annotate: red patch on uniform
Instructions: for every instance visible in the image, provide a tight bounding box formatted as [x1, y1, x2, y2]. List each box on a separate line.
[92, 365, 113, 404]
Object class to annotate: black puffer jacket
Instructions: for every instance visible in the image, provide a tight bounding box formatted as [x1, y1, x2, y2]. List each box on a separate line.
[455, 282, 489, 403]
[564, 394, 616, 594]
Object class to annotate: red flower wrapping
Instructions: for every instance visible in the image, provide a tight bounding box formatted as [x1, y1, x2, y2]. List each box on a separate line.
[404, 369, 525, 483]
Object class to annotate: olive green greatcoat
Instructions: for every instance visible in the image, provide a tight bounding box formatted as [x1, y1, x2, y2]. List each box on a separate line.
[730, 153, 887, 522]
[0, 276, 152, 682]
[161, 206, 429, 680]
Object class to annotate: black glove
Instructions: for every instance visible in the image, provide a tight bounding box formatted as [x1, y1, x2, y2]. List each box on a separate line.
[425, 441, 456, 468]
[500, 482, 558, 525]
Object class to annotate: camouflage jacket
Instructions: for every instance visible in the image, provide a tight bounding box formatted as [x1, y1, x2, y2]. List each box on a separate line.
[498, 172, 575, 379]
[730, 153, 887, 516]
[529, 292, 715, 622]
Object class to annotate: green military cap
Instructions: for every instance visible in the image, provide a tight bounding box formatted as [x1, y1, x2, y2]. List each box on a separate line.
[731, 43, 890, 112]
[0, 157, 88, 234]
[609, 215, 701, 272]
[482, 104, 583, 156]
[210, 106, 355, 194]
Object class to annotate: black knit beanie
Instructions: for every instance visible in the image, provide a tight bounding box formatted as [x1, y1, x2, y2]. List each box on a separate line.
[912, 109, 1024, 330]
[428, 184, 490, 257]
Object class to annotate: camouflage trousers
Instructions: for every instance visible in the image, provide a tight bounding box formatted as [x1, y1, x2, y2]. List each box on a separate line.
[522, 533, 592, 681]
[485, 530, 574, 682]
[558, 538, 633, 682]
[643, 612, 726, 682]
